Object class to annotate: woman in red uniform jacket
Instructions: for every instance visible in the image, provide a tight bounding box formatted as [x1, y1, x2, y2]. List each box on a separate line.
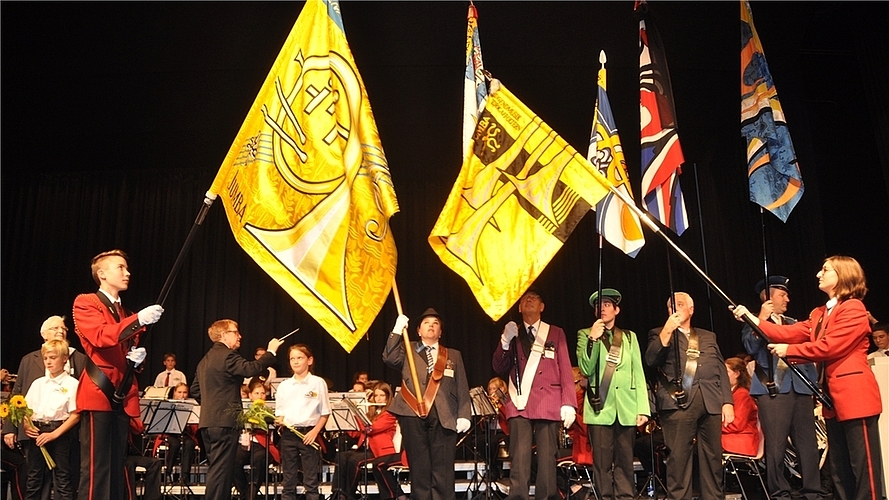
[721, 357, 759, 456]
[333, 383, 407, 500]
[733, 256, 883, 500]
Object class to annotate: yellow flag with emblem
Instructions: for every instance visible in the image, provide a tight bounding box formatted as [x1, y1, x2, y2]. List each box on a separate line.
[208, 0, 399, 352]
[429, 81, 612, 320]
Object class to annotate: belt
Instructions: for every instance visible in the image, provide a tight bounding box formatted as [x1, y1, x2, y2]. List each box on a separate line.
[290, 426, 314, 433]
[32, 420, 64, 430]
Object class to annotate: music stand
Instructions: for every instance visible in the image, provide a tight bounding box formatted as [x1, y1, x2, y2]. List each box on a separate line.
[463, 387, 497, 500]
[144, 400, 195, 499]
[326, 393, 367, 499]
[635, 386, 666, 500]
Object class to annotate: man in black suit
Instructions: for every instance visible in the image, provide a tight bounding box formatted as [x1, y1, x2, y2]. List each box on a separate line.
[644, 292, 734, 500]
[382, 308, 471, 500]
[191, 319, 282, 500]
[2, 316, 88, 500]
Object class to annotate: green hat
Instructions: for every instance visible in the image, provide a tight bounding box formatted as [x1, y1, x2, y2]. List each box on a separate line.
[589, 288, 622, 307]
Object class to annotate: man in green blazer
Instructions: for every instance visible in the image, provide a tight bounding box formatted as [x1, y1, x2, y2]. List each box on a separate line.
[577, 288, 650, 500]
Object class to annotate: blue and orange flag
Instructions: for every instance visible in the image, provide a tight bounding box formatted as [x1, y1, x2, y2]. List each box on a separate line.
[430, 81, 612, 320]
[463, 2, 488, 160]
[590, 51, 645, 258]
[638, 0, 688, 235]
[741, 0, 803, 222]
[208, 0, 399, 352]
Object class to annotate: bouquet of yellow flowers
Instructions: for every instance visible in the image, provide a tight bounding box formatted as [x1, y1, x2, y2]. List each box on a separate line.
[1, 395, 56, 469]
[237, 399, 319, 450]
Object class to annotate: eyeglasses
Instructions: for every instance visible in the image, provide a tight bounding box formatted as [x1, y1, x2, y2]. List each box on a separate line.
[225, 330, 241, 335]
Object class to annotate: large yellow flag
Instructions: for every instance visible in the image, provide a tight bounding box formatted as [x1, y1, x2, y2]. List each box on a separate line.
[430, 82, 612, 320]
[208, 0, 399, 352]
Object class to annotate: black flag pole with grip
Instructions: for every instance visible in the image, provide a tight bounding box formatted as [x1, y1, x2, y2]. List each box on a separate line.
[112, 194, 217, 408]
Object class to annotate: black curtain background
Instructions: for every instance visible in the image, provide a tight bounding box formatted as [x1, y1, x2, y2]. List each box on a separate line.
[2, 2, 888, 393]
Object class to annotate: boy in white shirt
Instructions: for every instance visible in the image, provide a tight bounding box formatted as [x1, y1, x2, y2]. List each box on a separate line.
[23, 339, 80, 500]
[275, 344, 330, 500]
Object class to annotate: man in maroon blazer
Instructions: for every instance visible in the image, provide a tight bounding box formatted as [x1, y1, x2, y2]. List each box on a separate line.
[492, 289, 576, 500]
[73, 249, 163, 500]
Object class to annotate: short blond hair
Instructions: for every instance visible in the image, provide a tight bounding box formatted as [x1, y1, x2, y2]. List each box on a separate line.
[41, 339, 70, 358]
[91, 249, 128, 285]
[208, 319, 237, 342]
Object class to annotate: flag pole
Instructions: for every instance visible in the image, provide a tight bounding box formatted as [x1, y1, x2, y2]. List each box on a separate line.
[604, 182, 833, 409]
[113, 193, 217, 408]
[391, 280, 427, 417]
[758, 206, 778, 391]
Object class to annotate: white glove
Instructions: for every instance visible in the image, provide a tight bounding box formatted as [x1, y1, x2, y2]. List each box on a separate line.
[392, 314, 409, 335]
[137, 305, 164, 326]
[126, 347, 147, 367]
[560, 405, 576, 429]
[455, 417, 472, 433]
[500, 321, 519, 349]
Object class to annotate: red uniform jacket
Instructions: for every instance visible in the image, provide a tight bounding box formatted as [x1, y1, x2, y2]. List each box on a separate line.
[758, 299, 881, 421]
[73, 292, 145, 417]
[721, 386, 759, 456]
[356, 411, 398, 458]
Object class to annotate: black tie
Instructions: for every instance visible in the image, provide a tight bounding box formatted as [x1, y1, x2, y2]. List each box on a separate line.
[528, 325, 535, 343]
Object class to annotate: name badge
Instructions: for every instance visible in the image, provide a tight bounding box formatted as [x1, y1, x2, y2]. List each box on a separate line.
[544, 345, 555, 359]
[444, 368, 454, 378]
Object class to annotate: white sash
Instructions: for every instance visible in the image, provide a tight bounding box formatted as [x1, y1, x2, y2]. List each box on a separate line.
[508, 322, 550, 410]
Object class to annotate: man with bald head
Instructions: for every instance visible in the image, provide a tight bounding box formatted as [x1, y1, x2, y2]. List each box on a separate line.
[2, 316, 88, 500]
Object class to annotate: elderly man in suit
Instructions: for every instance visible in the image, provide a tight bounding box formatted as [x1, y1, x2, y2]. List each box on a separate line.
[493, 289, 576, 500]
[383, 308, 471, 500]
[645, 292, 733, 500]
[2, 316, 88, 500]
[742, 276, 825, 500]
[191, 319, 282, 500]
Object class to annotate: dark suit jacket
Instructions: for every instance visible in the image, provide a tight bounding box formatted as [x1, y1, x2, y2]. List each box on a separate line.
[382, 333, 471, 432]
[645, 326, 732, 414]
[191, 342, 275, 429]
[742, 316, 819, 396]
[2, 347, 88, 440]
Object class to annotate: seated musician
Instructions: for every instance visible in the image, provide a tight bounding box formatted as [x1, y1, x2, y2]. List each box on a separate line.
[333, 382, 407, 500]
[721, 357, 760, 456]
[151, 383, 199, 485]
[234, 378, 280, 500]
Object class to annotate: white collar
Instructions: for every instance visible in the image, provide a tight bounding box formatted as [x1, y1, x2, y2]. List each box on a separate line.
[826, 297, 838, 311]
[98, 288, 121, 305]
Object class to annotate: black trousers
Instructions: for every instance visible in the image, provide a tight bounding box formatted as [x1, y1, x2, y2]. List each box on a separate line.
[78, 411, 131, 500]
[201, 427, 239, 500]
[1, 444, 27, 500]
[371, 452, 405, 500]
[397, 404, 457, 500]
[588, 423, 637, 500]
[126, 454, 161, 500]
[507, 417, 560, 500]
[755, 391, 825, 500]
[233, 443, 271, 500]
[659, 389, 723, 500]
[825, 415, 883, 500]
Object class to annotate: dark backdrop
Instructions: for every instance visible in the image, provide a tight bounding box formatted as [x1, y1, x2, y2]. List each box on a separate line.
[3, 2, 888, 393]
